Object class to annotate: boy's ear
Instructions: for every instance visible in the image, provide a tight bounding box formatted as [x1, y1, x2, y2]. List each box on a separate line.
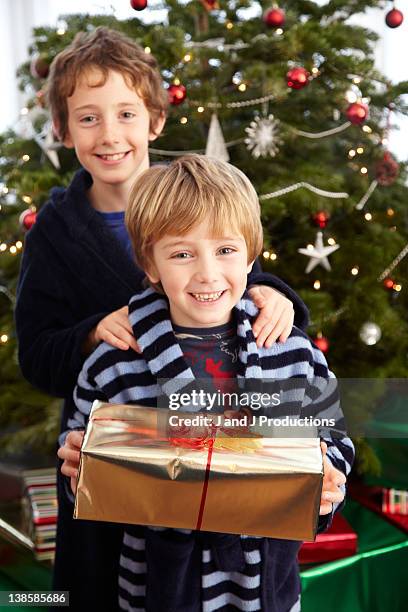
[144, 262, 160, 284]
[62, 128, 74, 149]
[247, 260, 255, 274]
[52, 120, 72, 148]
[148, 113, 166, 142]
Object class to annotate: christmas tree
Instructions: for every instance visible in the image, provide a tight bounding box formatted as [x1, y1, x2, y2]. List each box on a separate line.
[1, 1, 407, 475]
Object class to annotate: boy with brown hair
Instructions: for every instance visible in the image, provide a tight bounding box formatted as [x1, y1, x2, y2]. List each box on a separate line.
[15, 27, 309, 609]
[59, 155, 353, 612]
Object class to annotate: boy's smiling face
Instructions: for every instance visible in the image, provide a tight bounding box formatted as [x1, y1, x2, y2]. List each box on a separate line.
[146, 218, 254, 328]
[64, 69, 164, 197]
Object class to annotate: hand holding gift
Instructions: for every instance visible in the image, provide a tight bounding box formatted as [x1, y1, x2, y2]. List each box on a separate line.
[319, 441, 346, 515]
[58, 430, 84, 494]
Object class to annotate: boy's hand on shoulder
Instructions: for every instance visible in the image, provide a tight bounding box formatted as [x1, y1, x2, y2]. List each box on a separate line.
[319, 441, 347, 515]
[87, 306, 141, 354]
[57, 430, 85, 495]
[248, 286, 294, 348]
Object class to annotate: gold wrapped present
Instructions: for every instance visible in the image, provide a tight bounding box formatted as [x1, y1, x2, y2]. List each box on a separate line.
[74, 401, 323, 540]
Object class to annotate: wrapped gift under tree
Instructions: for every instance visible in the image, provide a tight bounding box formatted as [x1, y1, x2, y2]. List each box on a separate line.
[298, 512, 357, 564]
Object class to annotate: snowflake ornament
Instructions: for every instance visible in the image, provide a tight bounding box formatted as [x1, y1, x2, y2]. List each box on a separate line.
[245, 114, 281, 159]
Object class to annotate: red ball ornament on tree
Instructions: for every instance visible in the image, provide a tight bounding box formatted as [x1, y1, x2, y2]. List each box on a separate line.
[385, 8, 404, 28]
[168, 83, 187, 105]
[383, 277, 395, 290]
[200, 0, 219, 11]
[30, 55, 50, 79]
[312, 211, 330, 229]
[19, 209, 37, 231]
[345, 102, 369, 125]
[130, 0, 147, 10]
[375, 152, 399, 186]
[313, 335, 329, 353]
[286, 67, 310, 90]
[263, 7, 285, 28]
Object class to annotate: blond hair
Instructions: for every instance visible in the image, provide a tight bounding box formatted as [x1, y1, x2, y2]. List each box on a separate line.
[45, 27, 168, 141]
[126, 155, 263, 278]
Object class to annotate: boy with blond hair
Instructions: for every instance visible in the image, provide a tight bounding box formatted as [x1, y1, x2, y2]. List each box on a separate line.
[60, 155, 354, 612]
[16, 28, 310, 609]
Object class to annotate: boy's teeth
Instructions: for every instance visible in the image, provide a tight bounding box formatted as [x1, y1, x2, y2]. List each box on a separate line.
[99, 152, 127, 161]
[191, 291, 223, 302]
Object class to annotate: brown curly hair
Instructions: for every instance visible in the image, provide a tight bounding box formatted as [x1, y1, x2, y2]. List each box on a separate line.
[45, 27, 168, 141]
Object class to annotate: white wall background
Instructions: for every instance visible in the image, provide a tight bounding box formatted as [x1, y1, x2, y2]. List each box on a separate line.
[0, 0, 406, 158]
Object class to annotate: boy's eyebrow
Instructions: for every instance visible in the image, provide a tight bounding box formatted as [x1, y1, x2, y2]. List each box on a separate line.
[160, 240, 191, 249]
[161, 237, 243, 249]
[73, 101, 143, 113]
[117, 102, 143, 108]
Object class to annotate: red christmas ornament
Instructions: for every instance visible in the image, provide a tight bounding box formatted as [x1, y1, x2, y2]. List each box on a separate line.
[30, 55, 50, 79]
[200, 0, 219, 11]
[286, 67, 310, 90]
[312, 211, 330, 229]
[345, 102, 369, 125]
[168, 83, 187, 105]
[19, 209, 37, 231]
[263, 7, 285, 28]
[313, 335, 329, 353]
[375, 152, 399, 186]
[383, 277, 395, 290]
[130, 0, 147, 10]
[385, 8, 404, 28]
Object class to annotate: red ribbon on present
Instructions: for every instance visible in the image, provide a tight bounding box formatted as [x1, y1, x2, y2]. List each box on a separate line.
[169, 423, 217, 530]
[195, 433, 215, 531]
[169, 419, 255, 530]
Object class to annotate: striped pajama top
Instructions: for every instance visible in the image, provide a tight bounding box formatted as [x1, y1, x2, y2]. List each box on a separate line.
[64, 287, 354, 611]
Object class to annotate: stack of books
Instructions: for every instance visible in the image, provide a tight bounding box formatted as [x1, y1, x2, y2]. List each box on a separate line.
[22, 469, 57, 561]
[0, 464, 57, 563]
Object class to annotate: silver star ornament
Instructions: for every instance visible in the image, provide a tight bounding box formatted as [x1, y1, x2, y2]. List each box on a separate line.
[298, 231, 339, 273]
